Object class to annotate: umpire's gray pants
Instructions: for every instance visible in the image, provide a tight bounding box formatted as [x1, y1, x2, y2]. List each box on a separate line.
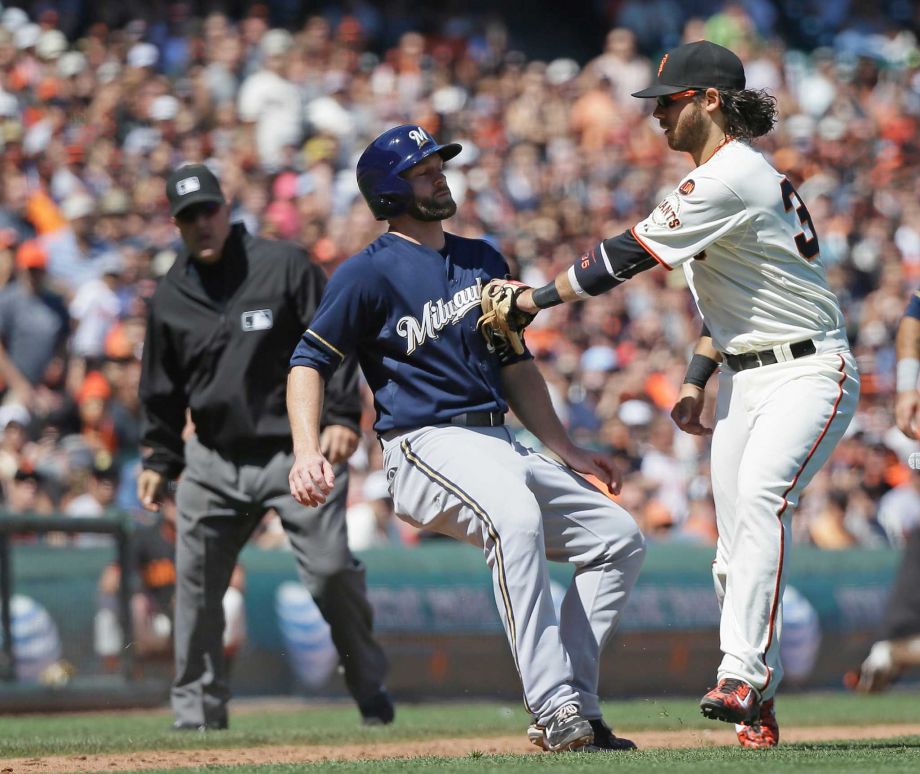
[172, 436, 388, 728]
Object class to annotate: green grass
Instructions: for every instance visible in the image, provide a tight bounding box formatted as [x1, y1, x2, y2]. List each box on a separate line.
[106, 741, 920, 774]
[1, 693, 918, 773]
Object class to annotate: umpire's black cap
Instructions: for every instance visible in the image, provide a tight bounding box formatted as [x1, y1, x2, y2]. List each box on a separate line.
[165, 163, 226, 217]
[632, 40, 746, 98]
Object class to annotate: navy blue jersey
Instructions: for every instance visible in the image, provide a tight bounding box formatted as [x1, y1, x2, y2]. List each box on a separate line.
[907, 289, 920, 321]
[290, 232, 531, 433]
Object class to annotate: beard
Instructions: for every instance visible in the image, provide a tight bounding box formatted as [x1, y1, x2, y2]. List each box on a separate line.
[667, 102, 709, 152]
[407, 191, 457, 222]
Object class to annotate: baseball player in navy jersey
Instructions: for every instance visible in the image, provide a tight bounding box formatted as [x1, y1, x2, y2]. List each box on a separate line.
[287, 125, 645, 753]
[498, 41, 860, 748]
[847, 289, 920, 692]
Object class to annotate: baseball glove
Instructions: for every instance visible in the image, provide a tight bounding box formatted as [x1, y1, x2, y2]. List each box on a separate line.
[477, 279, 535, 355]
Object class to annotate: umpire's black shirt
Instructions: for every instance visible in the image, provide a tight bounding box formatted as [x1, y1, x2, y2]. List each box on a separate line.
[140, 223, 360, 479]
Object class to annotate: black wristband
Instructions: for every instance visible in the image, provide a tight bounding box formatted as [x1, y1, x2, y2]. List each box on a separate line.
[683, 353, 719, 389]
[532, 282, 562, 309]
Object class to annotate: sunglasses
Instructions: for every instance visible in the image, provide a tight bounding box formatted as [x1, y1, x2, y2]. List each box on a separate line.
[176, 201, 222, 223]
[656, 89, 703, 108]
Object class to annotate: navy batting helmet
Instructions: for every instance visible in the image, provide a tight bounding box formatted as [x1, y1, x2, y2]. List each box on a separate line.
[356, 125, 462, 220]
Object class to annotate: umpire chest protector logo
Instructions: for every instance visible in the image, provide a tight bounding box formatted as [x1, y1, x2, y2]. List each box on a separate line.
[396, 277, 483, 354]
[241, 309, 273, 332]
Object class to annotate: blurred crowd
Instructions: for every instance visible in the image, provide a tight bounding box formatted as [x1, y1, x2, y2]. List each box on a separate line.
[1, 1, 919, 555]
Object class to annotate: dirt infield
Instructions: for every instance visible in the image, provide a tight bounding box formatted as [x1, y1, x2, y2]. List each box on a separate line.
[5, 724, 920, 773]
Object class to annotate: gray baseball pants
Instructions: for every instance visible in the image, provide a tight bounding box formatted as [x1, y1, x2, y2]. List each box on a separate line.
[172, 435, 387, 728]
[381, 425, 645, 726]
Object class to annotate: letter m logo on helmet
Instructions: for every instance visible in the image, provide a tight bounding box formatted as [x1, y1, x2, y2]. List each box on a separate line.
[356, 124, 462, 221]
[407, 127, 431, 148]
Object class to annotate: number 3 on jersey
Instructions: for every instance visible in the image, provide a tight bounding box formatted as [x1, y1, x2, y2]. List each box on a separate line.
[780, 178, 820, 260]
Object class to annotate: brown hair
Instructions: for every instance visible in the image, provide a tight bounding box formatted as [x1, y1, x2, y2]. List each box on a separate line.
[715, 88, 778, 140]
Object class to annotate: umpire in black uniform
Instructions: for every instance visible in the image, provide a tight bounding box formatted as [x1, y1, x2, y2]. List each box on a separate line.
[138, 163, 391, 730]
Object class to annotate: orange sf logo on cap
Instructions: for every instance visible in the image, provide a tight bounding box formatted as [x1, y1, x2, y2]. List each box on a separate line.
[657, 53, 669, 77]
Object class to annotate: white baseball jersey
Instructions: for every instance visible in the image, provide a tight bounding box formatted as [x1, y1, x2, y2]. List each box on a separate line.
[627, 139, 859, 700]
[630, 140, 846, 355]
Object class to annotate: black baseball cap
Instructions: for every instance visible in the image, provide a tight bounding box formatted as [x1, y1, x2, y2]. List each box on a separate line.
[632, 40, 746, 98]
[165, 163, 225, 217]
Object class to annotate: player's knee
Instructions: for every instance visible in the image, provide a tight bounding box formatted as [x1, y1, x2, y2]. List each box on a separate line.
[597, 504, 645, 556]
[619, 524, 646, 563]
[631, 526, 647, 556]
[580, 524, 645, 586]
[595, 521, 646, 574]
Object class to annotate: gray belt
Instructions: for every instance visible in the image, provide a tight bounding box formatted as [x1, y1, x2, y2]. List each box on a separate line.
[378, 411, 505, 444]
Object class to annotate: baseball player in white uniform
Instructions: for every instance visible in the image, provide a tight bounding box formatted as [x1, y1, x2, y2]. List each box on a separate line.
[501, 40, 860, 748]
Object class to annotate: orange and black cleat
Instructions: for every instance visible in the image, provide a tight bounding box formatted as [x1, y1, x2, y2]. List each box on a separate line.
[735, 698, 779, 748]
[700, 678, 760, 724]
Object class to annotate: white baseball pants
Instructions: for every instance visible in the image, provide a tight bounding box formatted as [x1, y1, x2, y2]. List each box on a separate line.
[710, 351, 859, 699]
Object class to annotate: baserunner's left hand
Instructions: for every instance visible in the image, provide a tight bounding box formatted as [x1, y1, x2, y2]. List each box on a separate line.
[558, 444, 622, 496]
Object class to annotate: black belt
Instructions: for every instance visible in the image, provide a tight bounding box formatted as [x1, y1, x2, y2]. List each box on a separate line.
[724, 339, 816, 371]
[449, 410, 504, 427]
